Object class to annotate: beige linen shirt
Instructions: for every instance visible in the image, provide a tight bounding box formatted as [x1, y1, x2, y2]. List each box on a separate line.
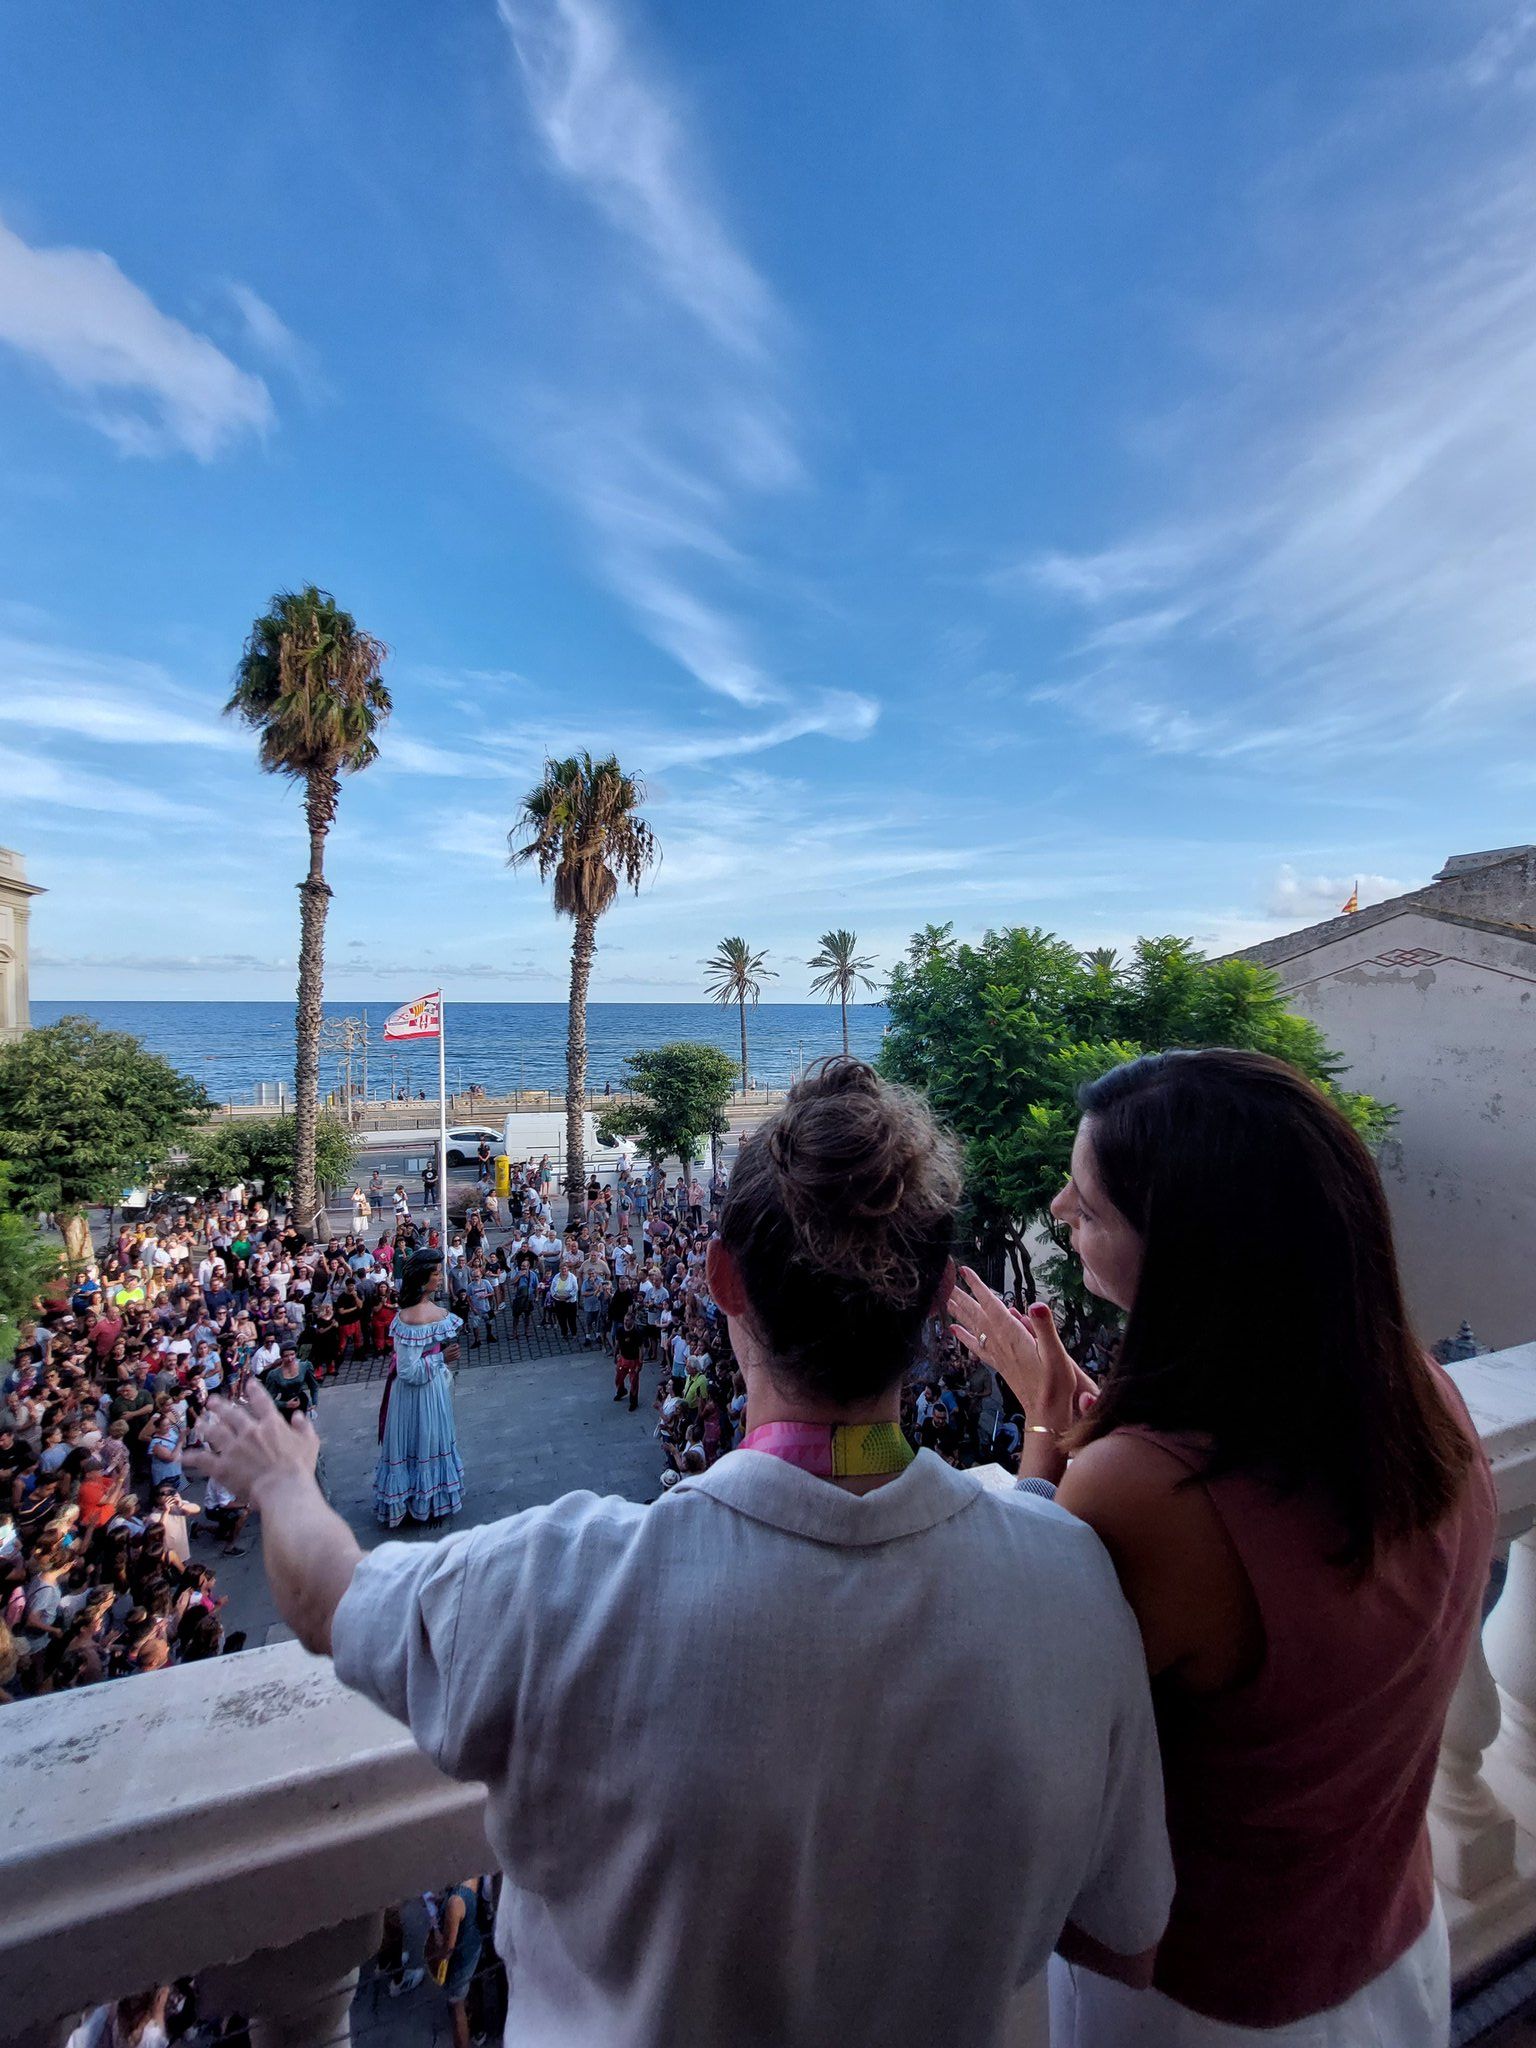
[332, 1446, 1171, 2048]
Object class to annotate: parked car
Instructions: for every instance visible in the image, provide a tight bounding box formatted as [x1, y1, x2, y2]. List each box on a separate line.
[443, 1125, 503, 1166]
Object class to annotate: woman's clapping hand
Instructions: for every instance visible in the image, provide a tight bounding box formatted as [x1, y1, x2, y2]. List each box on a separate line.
[947, 1266, 1097, 1437]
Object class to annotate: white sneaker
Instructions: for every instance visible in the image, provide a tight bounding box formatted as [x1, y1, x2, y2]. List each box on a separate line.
[389, 1968, 426, 1997]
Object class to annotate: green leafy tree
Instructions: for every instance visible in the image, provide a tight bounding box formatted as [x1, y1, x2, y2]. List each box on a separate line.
[0, 1169, 58, 1363]
[226, 586, 390, 1239]
[598, 1042, 738, 1172]
[807, 928, 878, 1055]
[880, 925, 1390, 1335]
[510, 753, 658, 1224]
[168, 1115, 358, 1203]
[703, 936, 775, 1089]
[0, 1017, 207, 1263]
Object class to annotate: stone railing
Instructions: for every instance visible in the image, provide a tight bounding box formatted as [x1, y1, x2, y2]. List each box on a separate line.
[1428, 1340, 1536, 1979]
[0, 1645, 491, 2048]
[3, 1344, 1536, 2047]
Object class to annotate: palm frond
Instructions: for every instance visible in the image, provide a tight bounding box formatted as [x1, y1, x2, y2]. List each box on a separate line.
[507, 751, 658, 923]
[226, 585, 391, 780]
[806, 927, 878, 1002]
[701, 935, 776, 1006]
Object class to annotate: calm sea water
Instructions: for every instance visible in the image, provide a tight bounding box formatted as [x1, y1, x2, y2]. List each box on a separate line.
[33, 1000, 890, 1102]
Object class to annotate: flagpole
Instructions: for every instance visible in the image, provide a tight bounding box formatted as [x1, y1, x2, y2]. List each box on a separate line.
[437, 992, 450, 1258]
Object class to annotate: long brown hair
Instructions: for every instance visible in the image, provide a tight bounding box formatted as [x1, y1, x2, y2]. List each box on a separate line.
[1069, 1048, 1472, 1572]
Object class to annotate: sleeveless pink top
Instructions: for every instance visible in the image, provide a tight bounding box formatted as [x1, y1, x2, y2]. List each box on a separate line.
[1128, 1373, 1495, 2027]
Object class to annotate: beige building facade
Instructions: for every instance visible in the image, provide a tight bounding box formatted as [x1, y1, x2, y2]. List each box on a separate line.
[0, 848, 43, 1042]
[1234, 848, 1536, 1350]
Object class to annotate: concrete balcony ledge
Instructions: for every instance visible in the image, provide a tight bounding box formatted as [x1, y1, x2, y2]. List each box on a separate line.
[3, 1346, 1536, 2042]
[0, 1643, 491, 2039]
[1446, 1343, 1536, 1533]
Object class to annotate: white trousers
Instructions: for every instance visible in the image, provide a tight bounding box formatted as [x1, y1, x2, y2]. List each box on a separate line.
[1048, 1894, 1449, 2048]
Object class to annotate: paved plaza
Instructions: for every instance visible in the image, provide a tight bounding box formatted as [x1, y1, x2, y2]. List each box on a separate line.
[213, 1300, 668, 1647]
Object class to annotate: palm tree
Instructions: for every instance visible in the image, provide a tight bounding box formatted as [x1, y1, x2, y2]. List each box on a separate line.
[226, 587, 389, 1240]
[807, 928, 878, 1056]
[1083, 947, 1120, 973]
[703, 937, 776, 1090]
[510, 754, 657, 1224]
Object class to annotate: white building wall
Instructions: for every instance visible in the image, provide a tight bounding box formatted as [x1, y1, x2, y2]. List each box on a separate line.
[0, 847, 41, 1043]
[1272, 911, 1536, 1350]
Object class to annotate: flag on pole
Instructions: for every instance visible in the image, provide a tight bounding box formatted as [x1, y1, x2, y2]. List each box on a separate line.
[1340, 883, 1359, 915]
[383, 991, 442, 1041]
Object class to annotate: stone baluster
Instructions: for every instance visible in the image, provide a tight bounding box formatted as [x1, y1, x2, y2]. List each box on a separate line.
[1483, 1530, 1536, 1841]
[1430, 1611, 1516, 1898]
[197, 1914, 383, 2048]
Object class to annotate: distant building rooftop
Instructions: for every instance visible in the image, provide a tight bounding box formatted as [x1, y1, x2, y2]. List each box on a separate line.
[1435, 847, 1535, 880]
[1230, 846, 1536, 972]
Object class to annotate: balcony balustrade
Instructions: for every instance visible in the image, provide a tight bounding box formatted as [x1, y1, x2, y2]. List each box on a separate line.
[3, 1342, 1536, 2048]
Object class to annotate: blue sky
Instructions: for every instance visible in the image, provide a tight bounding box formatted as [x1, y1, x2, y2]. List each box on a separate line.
[4, 0, 1536, 1003]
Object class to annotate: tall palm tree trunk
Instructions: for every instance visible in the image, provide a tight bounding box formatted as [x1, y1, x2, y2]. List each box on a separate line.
[737, 995, 749, 1091]
[292, 769, 337, 1240]
[565, 910, 597, 1226]
[840, 989, 850, 1056]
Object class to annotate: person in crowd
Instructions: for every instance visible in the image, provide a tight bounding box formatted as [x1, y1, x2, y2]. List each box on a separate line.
[508, 1256, 538, 1337]
[65, 1986, 172, 2048]
[333, 1279, 365, 1368]
[949, 1048, 1496, 2048]
[427, 1878, 487, 2048]
[262, 1343, 320, 1419]
[305, 1302, 343, 1383]
[191, 1057, 1170, 2046]
[372, 1250, 465, 1529]
[548, 1261, 580, 1341]
[612, 1311, 645, 1412]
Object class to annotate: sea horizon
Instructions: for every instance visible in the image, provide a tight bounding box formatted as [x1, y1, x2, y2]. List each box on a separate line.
[33, 998, 891, 1101]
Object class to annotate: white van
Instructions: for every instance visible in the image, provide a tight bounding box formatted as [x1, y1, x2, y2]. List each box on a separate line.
[500, 1111, 627, 1174]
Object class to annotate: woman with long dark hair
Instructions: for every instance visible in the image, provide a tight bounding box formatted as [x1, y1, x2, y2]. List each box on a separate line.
[950, 1048, 1495, 2048]
[373, 1250, 464, 1529]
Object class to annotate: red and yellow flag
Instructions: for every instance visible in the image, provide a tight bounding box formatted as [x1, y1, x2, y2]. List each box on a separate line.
[1340, 883, 1359, 915]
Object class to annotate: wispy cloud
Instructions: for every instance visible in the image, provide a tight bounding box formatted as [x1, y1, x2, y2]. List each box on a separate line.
[498, 0, 779, 359]
[33, 950, 293, 974]
[0, 636, 239, 749]
[0, 212, 273, 458]
[1459, 3, 1536, 90]
[1002, 41, 1536, 773]
[495, 0, 876, 746]
[1, 747, 217, 822]
[226, 284, 301, 364]
[225, 282, 326, 401]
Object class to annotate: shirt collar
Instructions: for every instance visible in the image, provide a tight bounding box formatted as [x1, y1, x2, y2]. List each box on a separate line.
[675, 1446, 985, 1547]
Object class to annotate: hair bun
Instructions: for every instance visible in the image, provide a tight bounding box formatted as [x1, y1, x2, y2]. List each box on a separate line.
[754, 1058, 960, 1301]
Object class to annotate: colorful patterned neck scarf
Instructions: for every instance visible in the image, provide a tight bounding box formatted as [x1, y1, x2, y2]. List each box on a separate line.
[742, 1420, 915, 1479]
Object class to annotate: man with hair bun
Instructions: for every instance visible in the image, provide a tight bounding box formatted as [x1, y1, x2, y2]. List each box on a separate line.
[190, 1057, 1170, 2048]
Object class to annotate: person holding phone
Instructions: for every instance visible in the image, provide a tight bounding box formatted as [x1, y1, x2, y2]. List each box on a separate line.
[950, 1048, 1495, 2048]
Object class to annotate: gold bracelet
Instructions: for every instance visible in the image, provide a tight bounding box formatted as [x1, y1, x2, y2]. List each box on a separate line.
[1025, 1423, 1059, 1437]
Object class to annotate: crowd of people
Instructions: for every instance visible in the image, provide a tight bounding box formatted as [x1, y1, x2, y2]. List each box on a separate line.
[0, 1133, 1054, 1704]
[441, 1152, 1014, 1494]
[0, 1177, 436, 1701]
